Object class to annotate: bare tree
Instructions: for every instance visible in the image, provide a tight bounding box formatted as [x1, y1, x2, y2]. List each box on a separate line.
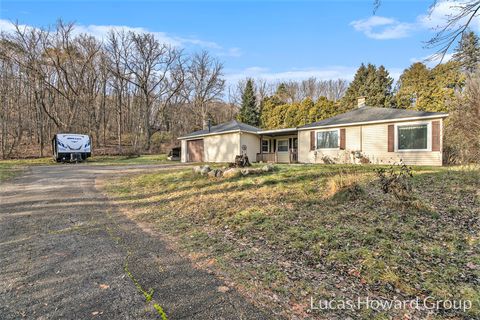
[114, 31, 184, 150]
[184, 51, 225, 129]
[1, 24, 50, 156]
[0, 20, 237, 158]
[106, 30, 130, 152]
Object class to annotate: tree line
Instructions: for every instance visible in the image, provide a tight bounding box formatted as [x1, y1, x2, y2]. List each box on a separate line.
[0, 21, 232, 158]
[0, 21, 478, 163]
[237, 31, 479, 163]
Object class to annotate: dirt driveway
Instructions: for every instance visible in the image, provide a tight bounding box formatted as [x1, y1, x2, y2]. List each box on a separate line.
[0, 164, 272, 319]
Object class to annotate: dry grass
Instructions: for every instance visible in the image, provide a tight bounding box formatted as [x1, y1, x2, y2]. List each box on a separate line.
[324, 170, 369, 201]
[105, 164, 480, 320]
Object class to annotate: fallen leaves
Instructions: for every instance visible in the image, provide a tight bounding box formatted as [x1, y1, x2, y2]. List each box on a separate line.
[217, 286, 230, 293]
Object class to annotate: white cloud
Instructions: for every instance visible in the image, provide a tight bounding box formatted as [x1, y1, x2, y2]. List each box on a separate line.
[218, 47, 242, 57]
[224, 66, 358, 84]
[419, 0, 480, 31]
[352, 1, 480, 40]
[0, 19, 239, 55]
[410, 52, 454, 67]
[225, 65, 404, 88]
[72, 24, 183, 47]
[0, 19, 30, 34]
[350, 16, 414, 40]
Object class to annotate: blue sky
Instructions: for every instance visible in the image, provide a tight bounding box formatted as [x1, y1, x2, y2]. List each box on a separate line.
[0, 0, 473, 84]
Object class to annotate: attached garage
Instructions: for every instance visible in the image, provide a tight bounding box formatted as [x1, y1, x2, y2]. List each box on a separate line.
[187, 139, 204, 162]
[179, 120, 261, 163]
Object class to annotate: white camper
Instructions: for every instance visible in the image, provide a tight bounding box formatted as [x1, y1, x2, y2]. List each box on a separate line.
[52, 134, 91, 162]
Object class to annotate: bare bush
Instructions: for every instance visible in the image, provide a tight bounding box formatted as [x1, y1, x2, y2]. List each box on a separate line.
[375, 162, 414, 201]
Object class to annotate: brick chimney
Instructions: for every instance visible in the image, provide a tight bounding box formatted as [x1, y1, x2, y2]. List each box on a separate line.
[357, 96, 366, 108]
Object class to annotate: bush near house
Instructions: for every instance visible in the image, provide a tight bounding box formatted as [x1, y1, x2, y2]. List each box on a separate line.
[106, 164, 480, 320]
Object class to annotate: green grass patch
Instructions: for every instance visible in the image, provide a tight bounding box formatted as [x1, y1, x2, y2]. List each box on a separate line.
[0, 154, 175, 181]
[0, 157, 52, 181]
[86, 154, 173, 165]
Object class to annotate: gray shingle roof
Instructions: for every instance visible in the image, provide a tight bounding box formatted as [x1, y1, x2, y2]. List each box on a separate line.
[180, 120, 261, 138]
[300, 107, 448, 129]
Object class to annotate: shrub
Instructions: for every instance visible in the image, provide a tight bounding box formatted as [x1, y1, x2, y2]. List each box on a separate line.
[375, 162, 414, 201]
[321, 155, 335, 164]
[352, 151, 371, 164]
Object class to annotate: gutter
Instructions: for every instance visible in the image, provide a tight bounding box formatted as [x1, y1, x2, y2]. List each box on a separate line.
[257, 128, 298, 135]
[297, 114, 449, 131]
[177, 129, 259, 140]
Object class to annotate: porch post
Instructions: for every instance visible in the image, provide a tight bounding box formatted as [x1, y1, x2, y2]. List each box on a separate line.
[260, 135, 263, 162]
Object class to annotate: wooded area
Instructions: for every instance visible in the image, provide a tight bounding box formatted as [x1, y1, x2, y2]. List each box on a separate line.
[0, 21, 479, 163]
[0, 21, 234, 158]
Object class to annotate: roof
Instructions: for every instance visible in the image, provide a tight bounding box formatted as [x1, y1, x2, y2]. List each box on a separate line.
[178, 120, 261, 139]
[257, 127, 298, 136]
[300, 107, 448, 129]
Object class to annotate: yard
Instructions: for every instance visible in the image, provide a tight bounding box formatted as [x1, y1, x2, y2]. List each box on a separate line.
[0, 154, 175, 182]
[105, 164, 480, 319]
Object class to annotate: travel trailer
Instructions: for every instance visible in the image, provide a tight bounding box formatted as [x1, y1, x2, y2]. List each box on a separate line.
[52, 134, 91, 162]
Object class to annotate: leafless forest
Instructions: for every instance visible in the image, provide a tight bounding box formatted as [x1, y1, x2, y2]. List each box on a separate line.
[0, 21, 350, 159]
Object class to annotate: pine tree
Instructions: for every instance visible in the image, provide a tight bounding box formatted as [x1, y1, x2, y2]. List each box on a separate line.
[275, 82, 289, 103]
[395, 61, 464, 112]
[341, 63, 369, 110]
[341, 63, 393, 110]
[237, 79, 259, 126]
[373, 65, 394, 107]
[453, 31, 480, 74]
[395, 62, 431, 109]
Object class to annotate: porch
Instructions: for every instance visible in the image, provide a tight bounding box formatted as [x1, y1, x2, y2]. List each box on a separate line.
[255, 128, 298, 164]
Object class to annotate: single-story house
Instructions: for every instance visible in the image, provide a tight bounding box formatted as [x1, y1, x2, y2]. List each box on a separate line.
[178, 103, 448, 166]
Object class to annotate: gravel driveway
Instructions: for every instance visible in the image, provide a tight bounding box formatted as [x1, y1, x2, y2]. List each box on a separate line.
[0, 164, 272, 319]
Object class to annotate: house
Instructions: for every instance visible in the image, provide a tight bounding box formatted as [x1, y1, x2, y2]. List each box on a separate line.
[179, 101, 448, 166]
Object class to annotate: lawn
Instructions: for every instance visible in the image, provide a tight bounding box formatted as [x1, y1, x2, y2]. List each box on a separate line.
[105, 164, 480, 319]
[0, 154, 175, 182]
[0, 158, 53, 181]
[85, 154, 173, 165]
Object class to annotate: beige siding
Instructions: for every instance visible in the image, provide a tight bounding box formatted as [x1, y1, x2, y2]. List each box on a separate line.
[298, 130, 312, 163]
[240, 132, 260, 163]
[180, 139, 187, 163]
[180, 131, 258, 163]
[346, 126, 361, 151]
[298, 119, 443, 166]
[203, 132, 240, 163]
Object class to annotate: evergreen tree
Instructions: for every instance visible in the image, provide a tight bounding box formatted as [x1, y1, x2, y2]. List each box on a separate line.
[373, 65, 394, 107]
[275, 82, 290, 103]
[341, 63, 393, 110]
[395, 62, 431, 109]
[237, 79, 259, 126]
[453, 31, 480, 74]
[395, 61, 464, 112]
[258, 95, 338, 129]
[426, 61, 465, 112]
[341, 63, 369, 110]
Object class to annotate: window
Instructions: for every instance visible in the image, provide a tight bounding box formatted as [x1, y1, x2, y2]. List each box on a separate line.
[277, 140, 289, 152]
[262, 140, 269, 152]
[397, 124, 428, 150]
[317, 130, 338, 149]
